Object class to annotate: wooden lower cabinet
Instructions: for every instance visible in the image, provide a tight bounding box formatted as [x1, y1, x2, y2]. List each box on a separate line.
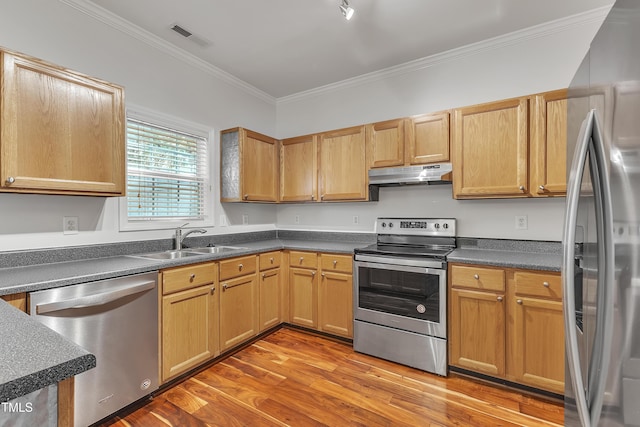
[259, 251, 282, 332]
[449, 263, 564, 394]
[219, 273, 259, 351]
[318, 253, 353, 338]
[289, 265, 318, 329]
[161, 263, 218, 383]
[449, 287, 506, 376]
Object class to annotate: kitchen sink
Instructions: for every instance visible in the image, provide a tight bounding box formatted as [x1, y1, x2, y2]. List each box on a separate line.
[130, 250, 204, 260]
[186, 246, 248, 254]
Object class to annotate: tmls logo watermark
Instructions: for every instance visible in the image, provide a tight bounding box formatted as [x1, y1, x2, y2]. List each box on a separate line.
[1, 401, 33, 413]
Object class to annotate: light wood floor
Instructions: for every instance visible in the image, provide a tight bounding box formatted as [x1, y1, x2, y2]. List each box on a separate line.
[100, 327, 564, 426]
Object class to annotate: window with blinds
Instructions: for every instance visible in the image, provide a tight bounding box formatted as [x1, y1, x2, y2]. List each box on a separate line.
[126, 118, 208, 220]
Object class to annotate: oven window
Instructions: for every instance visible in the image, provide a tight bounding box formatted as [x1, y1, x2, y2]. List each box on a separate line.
[358, 266, 440, 322]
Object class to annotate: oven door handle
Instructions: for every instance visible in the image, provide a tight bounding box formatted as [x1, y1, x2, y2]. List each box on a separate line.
[354, 260, 445, 276]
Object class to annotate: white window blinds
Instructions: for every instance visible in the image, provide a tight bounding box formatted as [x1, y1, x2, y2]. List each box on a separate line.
[126, 119, 208, 220]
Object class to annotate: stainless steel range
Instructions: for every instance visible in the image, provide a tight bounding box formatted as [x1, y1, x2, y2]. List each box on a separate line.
[353, 217, 456, 376]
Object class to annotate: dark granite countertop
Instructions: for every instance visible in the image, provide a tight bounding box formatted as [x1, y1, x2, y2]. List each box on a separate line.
[0, 301, 96, 402]
[447, 238, 562, 271]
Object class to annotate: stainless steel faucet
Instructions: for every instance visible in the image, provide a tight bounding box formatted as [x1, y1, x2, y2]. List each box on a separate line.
[174, 223, 207, 250]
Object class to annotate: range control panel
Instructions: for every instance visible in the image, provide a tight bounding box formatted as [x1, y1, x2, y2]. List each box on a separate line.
[375, 218, 456, 236]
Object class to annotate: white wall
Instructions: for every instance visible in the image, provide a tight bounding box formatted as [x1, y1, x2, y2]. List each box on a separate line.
[0, 0, 277, 251]
[274, 14, 609, 241]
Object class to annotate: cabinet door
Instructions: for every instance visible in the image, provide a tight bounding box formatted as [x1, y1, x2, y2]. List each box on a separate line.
[219, 274, 259, 351]
[449, 288, 506, 376]
[162, 285, 217, 382]
[280, 134, 317, 202]
[452, 98, 528, 198]
[510, 296, 564, 394]
[319, 271, 353, 338]
[366, 119, 405, 168]
[318, 125, 367, 201]
[289, 267, 318, 328]
[259, 268, 281, 332]
[1, 293, 27, 312]
[1, 51, 125, 195]
[241, 129, 278, 202]
[406, 112, 450, 165]
[530, 89, 568, 197]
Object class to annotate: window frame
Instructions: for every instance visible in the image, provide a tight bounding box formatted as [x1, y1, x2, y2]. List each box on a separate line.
[119, 105, 214, 232]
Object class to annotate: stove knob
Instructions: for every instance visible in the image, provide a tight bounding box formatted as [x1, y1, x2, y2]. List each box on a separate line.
[381, 222, 387, 228]
[443, 223, 449, 229]
[434, 223, 441, 229]
[389, 223, 394, 228]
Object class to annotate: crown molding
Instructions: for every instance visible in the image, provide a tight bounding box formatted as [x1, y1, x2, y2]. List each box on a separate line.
[277, 5, 612, 104]
[58, 0, 276, 105]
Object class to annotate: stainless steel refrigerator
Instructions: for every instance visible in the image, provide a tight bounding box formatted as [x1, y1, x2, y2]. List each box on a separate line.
[564, 0, 640, 425]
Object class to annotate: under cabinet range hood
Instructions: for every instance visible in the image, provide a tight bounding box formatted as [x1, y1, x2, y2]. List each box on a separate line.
[368, 163, 453, 187]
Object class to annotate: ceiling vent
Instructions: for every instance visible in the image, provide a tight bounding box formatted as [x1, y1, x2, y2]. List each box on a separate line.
[169, 23, 211, 48]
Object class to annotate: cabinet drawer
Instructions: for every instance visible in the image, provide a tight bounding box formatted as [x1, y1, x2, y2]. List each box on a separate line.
[451, 265, 505, 292]
[514, 272, 562, 300]
[162, 263, 215, 295]
[259, 251, 282, 270]
[289, 251, 317, 269]
[320, 253, 352, 273]
[219, 255, 257, 281]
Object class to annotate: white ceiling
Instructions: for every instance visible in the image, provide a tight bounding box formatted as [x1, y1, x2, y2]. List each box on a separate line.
[87, 0, 614, 99]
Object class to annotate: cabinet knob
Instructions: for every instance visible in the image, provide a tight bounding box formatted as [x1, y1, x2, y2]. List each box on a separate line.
[333, 260, 338, 267]
[474, 274, 479, 280]
[211, 286, 215, 294]
[321, 272, 326, 277]
[497, 296, 503, 302]
[299, 257, 304, 263]
[539, 185, 545, 191]
[517, 299, 523, 305]
[270, 257, 274, 264]
[519, 185, 525, 191]
[222, 284, 228, 291]
[238, 263, 243, 271]
[320, 194, 325, 200]
[262, 273, 266, 279]
[243, 194, 249, 200]
[189, 273, 196, 282]
[311, 194, 315, 200]
[543, 281, 550, 287]
[5, 177, 15, 185]
[311, 271, 316, 277]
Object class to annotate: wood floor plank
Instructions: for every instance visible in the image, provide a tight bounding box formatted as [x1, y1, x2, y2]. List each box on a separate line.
[103, 327, 564, 427]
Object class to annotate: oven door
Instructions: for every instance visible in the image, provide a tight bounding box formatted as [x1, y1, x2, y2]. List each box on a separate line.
[353, 257, 447, 339]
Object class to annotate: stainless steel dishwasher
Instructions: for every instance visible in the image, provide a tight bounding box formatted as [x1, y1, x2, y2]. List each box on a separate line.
[30, 272, 159, 427]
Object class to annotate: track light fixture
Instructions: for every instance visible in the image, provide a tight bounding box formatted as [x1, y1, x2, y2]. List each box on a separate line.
[339, 0, 355, 20]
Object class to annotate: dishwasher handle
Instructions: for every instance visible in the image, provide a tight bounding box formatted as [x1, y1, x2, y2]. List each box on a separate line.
[36, 280, 156, 315]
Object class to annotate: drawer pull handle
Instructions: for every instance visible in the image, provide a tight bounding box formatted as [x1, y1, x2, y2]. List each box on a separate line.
[497, 296, 503, 302]
[517, 299, 523, 305]
[474, 274, 479, 280]
[543, 281, 550, 287]
[189, 274, 196, 282]
[238, 263, 243, 271]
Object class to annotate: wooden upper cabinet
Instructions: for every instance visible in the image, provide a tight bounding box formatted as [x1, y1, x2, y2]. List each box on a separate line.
[406, 112, 450, 165]
[0, 50, 125, 196]
[452, 97, 529, 198]
[280, 134, 318, 202]
[366, 119, 405, 168]
[530, 89, 568, 197]
[318, 125, 367, 201]
[220, 127, 278, 202]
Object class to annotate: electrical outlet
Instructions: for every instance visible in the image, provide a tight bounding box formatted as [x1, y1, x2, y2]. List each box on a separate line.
[353, 215, 359, 225]
[242, 214, 249, 225]
[63, 216, 79, 235]
[515, 215, 528, 230]
[294, 215, 300, 224]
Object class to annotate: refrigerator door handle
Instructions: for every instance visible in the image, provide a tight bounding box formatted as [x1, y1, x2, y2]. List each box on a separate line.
[563, 109, 615, 427]
[564, 109, 594, 427]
